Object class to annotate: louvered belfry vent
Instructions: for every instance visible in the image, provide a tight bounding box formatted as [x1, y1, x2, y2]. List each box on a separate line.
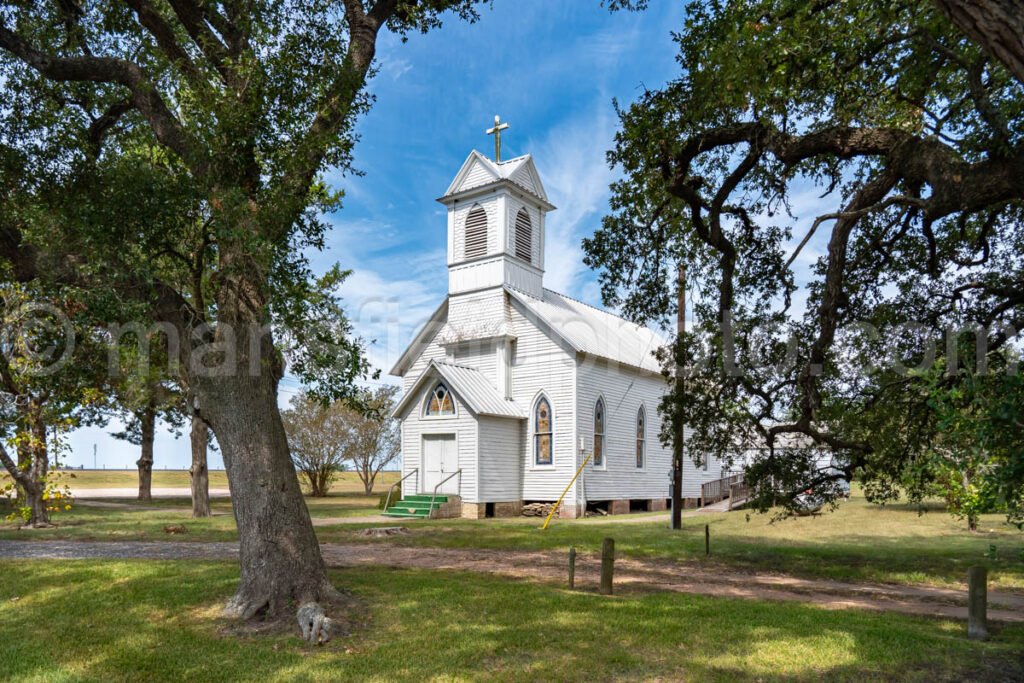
[464, 206, 488, 259]
[514, 208, 532, 262]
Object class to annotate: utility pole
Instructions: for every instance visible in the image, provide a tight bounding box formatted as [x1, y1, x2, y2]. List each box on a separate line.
[93, 443, 97, 470]
[671, 264, 685, 530]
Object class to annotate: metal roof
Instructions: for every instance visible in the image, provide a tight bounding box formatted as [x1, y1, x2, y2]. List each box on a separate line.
[440, 150, 552, 207]
[508, 288, 666, 374]
[392, 360, 526, 419]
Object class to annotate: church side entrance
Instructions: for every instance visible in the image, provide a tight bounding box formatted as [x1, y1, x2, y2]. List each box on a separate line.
[422, 434, 459, 495]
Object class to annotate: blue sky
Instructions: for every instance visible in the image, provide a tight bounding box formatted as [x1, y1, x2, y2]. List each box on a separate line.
[66, 0, 691, 470]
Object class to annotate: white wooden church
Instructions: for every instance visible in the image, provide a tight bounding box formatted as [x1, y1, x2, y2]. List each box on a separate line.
[389, 134, 723, 519]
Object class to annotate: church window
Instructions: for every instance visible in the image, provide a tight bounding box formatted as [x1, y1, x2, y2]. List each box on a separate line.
[425, 383, 455, 416]
[593, 398, 605, 467]
[534, 396, 553, 466]
[514, 207, 532, 262]
[636, 405, 646, 468]
[464, 205, 488, 259]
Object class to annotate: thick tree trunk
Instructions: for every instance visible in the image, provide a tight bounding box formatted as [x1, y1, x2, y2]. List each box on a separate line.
[136, 406, 156, 502]
[23, 478, 50, 527]
[189, 410, 211, 518]
[199, 369, 336, 625]
[935, 0, 1024, 84]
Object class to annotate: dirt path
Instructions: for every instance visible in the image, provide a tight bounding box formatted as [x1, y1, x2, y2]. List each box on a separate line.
[3, 538, 1022, 623]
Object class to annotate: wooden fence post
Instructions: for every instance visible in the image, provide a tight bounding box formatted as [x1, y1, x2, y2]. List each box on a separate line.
[568, 546, 576, 590]
[600, 538, 615, 595]
[968, 566, 988, 641]
[705, 524, 710, 556]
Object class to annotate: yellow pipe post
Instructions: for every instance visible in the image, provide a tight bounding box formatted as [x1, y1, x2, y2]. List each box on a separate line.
[541, 449, 592, 530]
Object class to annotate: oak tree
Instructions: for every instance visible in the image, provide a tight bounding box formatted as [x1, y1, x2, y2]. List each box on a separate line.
[0, 0, 480, 636]
[587, 0, 1024, 515]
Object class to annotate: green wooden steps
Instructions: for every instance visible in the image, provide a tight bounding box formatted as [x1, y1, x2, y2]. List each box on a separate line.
[382, 494, 449, 518]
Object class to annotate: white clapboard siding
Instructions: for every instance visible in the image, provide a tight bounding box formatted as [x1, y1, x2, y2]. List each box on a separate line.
[453, 340, 497, 384]
[403, 326, 447, 394]
[576, 357, 723, 500]
[576, 358, 674, 501]
[478, 416, 523, 501]
[400, 385, 479, 501]
[508, 162, 539, 197]
[508, 296, 578, 500]
[460, 157, 497, 192]
[447, 288, 508, 333]
[681, 447, 724, 499]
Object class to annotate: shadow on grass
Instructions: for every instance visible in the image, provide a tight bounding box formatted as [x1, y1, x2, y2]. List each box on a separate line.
[317, 507, 1024, 590]
[2, 560, 1023, 682]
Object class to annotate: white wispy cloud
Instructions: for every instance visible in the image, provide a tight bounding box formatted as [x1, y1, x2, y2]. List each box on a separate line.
[529, 101, 618, 300]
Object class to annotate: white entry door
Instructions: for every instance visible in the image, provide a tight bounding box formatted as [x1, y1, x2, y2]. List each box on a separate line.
[422, 434, 459, 495]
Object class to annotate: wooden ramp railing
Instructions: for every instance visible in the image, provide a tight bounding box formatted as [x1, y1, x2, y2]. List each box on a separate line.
[701, 473, 745, 507]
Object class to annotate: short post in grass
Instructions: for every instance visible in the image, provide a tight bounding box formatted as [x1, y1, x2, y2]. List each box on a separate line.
[568, 546, 577, 589]
[705, 524, 710, 556]
[600, 538, 615, 595]
[967, 566, 989, 641]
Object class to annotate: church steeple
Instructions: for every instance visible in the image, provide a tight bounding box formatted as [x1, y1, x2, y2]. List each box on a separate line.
[438, 143, 554, 299]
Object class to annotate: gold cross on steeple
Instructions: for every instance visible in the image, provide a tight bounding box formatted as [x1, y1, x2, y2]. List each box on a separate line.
[485, 115, 510, 162]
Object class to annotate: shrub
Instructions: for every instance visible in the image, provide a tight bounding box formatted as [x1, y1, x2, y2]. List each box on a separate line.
[378, 483, 401, 510]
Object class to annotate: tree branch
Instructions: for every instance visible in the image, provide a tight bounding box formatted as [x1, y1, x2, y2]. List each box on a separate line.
[165, 0, 233, 79]
[0, 23, 206, 179]
[270, 0, 398, 233]
[934, 0, 1024, 84]
[123, 0, 204, 83]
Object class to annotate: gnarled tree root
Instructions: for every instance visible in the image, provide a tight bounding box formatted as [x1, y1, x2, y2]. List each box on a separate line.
[223, 581, 348, 644]
[297, 602, 335, 644]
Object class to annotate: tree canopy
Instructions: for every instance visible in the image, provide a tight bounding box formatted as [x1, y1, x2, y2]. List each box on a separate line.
[0, 0, 482, 638]
[586, 0, 1024, 519]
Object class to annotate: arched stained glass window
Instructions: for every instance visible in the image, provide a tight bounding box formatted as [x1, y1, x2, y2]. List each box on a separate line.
[593, 398, 605, 467]
[464, 205, 488, 259]
[534, 396, 553, 466]
[425, 382, 455, 416]
[514, 207, 532, 262]
[636, 405, 646, 468]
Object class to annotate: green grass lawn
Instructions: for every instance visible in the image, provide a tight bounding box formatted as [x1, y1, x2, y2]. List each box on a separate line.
[4, 485, 1022, 591]
[84, 492, 384, 519]
[314, 489, 1024, 591]
[0, 487, 385, 542]
[1, 559, 1022, 682]
[5, 469, 399, 493]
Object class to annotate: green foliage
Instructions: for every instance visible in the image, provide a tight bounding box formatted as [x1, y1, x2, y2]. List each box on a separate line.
[283, 385, 399, 496]
[0, 0, 485, 419]
[378, 483, 401, 510]
[883, 357, 1024, 528]
[586, 0, 1024, 518]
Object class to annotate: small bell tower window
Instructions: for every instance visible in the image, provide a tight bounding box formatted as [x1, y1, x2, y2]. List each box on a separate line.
[514, 207, 532, 262]
[464, 205, 488, 259]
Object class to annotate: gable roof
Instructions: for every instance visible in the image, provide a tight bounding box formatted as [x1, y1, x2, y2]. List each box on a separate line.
[392, 360, 526, 419]
[507, 288, 666, 374]
[389, 298, 448, 377]
[441, 150, 552, 207]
